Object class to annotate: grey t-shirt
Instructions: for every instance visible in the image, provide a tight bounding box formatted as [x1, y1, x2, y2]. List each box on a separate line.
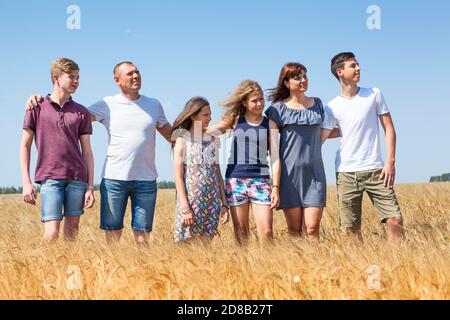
[89, 94, 168, 181]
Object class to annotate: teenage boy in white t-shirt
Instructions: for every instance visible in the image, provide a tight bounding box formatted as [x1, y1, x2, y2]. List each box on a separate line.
[322, 52, 403, 241]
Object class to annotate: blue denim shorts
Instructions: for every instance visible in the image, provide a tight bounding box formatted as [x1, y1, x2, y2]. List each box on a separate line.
[100, 179, 157, 232]
[40, 179, 87, 223]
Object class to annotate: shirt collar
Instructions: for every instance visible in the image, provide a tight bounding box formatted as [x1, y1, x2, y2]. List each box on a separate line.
[46, 94, 73, 109]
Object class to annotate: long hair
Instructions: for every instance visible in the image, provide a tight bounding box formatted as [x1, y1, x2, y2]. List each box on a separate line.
[221, 80, 263, 127]
[267, 62, 307, 103]
[171, 96, 210, 146]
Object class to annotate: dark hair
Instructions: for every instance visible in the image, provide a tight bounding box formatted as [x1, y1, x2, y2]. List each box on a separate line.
[268, 62, 307, 103]
[331, 52, 355, 80]
[113, 61, 134, 76]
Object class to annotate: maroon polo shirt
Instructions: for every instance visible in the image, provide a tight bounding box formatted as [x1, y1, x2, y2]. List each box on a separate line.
[23, 95, 93, 183]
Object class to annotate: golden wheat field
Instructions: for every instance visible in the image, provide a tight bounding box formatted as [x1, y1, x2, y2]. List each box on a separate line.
[0, 183, 449, 300]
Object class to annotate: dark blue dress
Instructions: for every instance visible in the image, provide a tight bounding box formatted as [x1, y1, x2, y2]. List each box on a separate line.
[265, 98, 327, 209]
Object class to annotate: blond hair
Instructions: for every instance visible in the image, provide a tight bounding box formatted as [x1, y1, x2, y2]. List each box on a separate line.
[50, 58, 79, 84]
[221, 80, 263, 127]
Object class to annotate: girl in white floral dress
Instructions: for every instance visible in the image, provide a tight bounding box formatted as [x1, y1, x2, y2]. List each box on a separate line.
[172, 97, 230, 242]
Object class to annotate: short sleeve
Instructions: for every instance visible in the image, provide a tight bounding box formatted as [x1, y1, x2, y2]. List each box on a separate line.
[79, 109, 93, 135]
[375, 88, 390, 116]
[23, 107, 38, 131]
[321, 105, 338, 130]
[88, 99, 108, 122]
[156, 101, 168, 128]
[264, 104, 282, 126]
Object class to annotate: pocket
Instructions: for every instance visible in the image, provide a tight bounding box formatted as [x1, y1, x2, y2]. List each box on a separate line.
[336, 172, 354, 186]
[69, 180, 88, 192]
[40, 179, 61, 191]
[373, 169, 383, 181]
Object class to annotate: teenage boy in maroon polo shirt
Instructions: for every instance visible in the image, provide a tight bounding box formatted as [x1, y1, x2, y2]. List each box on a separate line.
[20, 58, 95, 243]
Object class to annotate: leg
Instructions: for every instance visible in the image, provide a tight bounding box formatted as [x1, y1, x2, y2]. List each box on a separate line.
[105, 230, 123, 243]
[336, 172, 364, 239]
[63, 216, 81, 241]
[131, 180, 157, 246]
[386, 216, 403, 241]
[40, 179, 64, 243]
[63, 180, 87, 241]
[251, 203, 273, 242]
[283, 207, 304, 236]
[247, 178, 273, 242]
[230, 202, 250, 245]
[365, 169, 403, 241]
[43, 220, 61, 243]
[303, 207, 323, 241]
[133, 230, 150, 247]
[100, 179, 129, 244]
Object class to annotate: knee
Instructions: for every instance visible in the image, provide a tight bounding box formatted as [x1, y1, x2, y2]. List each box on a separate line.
[260, 228, 273, 240]
[287, 227, 302, 236]
[386, 216, 403, 227]
[306, 224, 320, 236]
[65, 222, 79, 234]
[44, 230, 59, 242]
[234, 226, 250, 237]
[133, 231, 148, 244]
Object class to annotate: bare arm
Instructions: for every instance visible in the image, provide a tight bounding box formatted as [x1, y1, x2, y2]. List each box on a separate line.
[268, 119, 280, 209]
[157, 123, 173, 143]
[20, 129, 37, 205]
[80, 134, 95, 208]
[173, 138, 194, 226]
[205, 120, 232, 137]
[321, 127, 341, 144]
[379, 113, 397, 188]
[215, 163, 230, 224]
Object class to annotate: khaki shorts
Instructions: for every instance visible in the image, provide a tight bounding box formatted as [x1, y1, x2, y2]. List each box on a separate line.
[336, 169, 402, 228]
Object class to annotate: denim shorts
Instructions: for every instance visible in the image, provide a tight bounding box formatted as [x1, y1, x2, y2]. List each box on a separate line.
[40, 179, 88, 223]
[225, 177, 272, 206]
[100, 178, 157, 232]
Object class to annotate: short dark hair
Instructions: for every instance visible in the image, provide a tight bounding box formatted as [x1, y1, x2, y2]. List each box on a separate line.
[113, 61, 134, 76]
[331, 52, 355, 80]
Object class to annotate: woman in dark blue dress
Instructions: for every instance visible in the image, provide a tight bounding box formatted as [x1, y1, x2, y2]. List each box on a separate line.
[265, 62, 332, 240]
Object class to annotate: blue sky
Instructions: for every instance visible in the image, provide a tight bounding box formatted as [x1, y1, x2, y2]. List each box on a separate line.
[1, 0, 449, 187]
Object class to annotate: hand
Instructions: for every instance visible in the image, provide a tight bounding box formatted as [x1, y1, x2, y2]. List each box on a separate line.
[379, 162, 396, 189]
[23, 182, 37, 205]
[213, 137, 222, 149]
[183, 209, 195, 227]
[220, 206, 230, 224]
[26, 94, 44, 110]
[84, 188, 95, 209]
[270, 187, 280, 210]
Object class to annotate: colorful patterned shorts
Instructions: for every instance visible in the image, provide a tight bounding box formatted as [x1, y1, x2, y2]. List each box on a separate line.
[225, 177, 272, 206]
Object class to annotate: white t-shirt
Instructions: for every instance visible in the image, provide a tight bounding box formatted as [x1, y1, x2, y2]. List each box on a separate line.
[322, 87, 390, 173]
[88, 94, 168, 181]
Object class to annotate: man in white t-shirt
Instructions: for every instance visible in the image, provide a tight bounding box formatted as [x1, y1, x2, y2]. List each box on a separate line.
[26, 62, 173, 245]
[322, 52, 403, 241]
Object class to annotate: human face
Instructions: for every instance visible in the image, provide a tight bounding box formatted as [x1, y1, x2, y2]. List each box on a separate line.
[55, 71, 79, 94]
[284, 71, 308, 93]
[115, 64, 142, 93]
[337, 58, 361, 84]
[191, 105, 212, 131]
[243, 91, 265, 116]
